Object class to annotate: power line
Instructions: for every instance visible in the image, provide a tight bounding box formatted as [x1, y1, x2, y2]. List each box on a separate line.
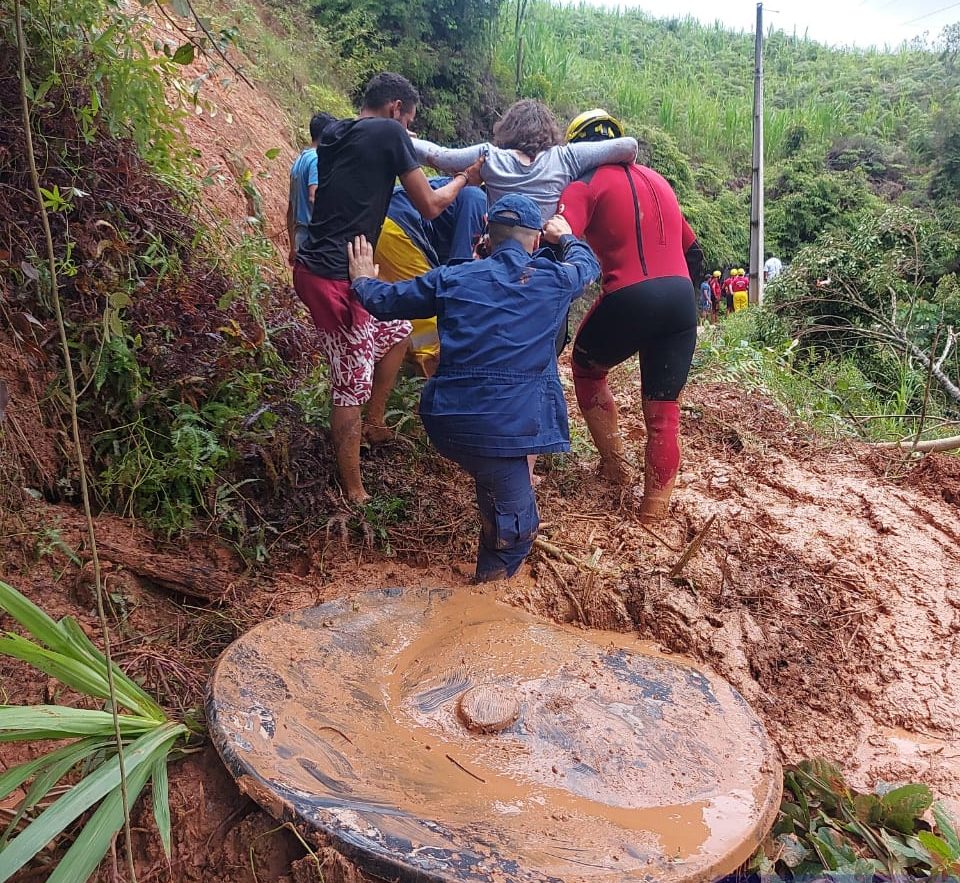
[901, 0, 960, 25]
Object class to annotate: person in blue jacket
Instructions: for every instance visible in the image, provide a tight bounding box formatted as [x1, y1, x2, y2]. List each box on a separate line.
[347, 194, 601, 582]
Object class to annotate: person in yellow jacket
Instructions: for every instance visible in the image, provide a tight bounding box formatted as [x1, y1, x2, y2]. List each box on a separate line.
[731, 268, 750, 313]
[375, 177, 487, 376]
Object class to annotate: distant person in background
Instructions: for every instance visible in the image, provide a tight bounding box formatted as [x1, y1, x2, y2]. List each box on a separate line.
[559, 109, 703, 523]
[709, 270, 722, 322]
[698, 276, 713, 324]
[376, 177, 487, 376]
[731, 268, 749, 312]
[293, 71, 484, 504]
[287, 112, 337, 264]
[764, 253, 783, 282]
[720, 269, 735, 315]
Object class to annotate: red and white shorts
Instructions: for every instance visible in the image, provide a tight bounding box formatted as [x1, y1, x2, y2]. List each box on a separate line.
[294, 264, 411, 407]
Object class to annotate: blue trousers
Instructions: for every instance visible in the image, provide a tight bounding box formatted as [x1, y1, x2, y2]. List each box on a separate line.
[434, 444, 539, 582]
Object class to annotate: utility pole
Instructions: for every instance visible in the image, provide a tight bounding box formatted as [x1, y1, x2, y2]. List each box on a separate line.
[749, 2, 764, 306]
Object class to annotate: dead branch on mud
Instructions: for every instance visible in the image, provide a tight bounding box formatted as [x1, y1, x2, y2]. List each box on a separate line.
[540, 555, 586, 624]
[874, 434, 960, 453]
[668, 514, 717, 578]
[92, 539, 231, 600]
[533, 536, 600, 571]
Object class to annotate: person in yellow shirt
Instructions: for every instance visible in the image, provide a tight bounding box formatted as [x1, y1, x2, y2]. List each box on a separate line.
[375, 177, 487, 376]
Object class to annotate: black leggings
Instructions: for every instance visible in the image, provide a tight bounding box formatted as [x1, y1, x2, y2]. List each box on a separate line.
[572, 277, 697, 401]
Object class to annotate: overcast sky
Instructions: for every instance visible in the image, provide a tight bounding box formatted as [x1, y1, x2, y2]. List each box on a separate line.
[573, 0, 960, 48]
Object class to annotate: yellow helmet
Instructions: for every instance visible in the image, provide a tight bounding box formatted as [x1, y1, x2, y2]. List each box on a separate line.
[565, 108, 625, 144]
[712, 270, 721, 277]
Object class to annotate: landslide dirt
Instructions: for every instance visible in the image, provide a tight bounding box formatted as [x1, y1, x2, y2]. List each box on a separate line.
[137, 6, 300, 252]
[2, 366, 959, 882]
[3, 24, 959, 877]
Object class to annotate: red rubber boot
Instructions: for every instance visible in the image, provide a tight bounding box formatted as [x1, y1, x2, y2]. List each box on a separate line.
[640, 399, 681, 522]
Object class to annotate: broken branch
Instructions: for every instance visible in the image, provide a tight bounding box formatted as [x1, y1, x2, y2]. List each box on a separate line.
[668, 515, 717, 579]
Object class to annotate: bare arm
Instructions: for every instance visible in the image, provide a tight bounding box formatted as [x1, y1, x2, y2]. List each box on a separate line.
[566, 137, 639, 178]
[286, 183, 297, 265]
[399, 157, 484, 221]
[410, 138, 487, 173]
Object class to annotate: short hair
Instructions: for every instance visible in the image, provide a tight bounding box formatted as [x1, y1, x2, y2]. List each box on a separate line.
[362, 72, 419, 113]
[492, 99, 562, 158]
[488, 221, 539, 249]
[309, 112, 337, 142]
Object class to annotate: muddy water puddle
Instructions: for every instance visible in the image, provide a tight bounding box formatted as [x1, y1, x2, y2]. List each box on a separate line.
[208, 587, 781, 882]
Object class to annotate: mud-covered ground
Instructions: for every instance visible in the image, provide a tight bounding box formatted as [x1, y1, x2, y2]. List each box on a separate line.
[2, 360, 959, 882]
[2, 21, 959, 877]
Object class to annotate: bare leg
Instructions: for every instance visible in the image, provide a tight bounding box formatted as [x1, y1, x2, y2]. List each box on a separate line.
[575, 371, 631, 485]
[331, 404, 369, 504]
[364, 336, 409, 444]
[581, 404, 631, 484]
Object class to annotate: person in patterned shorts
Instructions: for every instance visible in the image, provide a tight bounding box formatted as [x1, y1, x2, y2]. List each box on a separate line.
[293, 72, 482, 503]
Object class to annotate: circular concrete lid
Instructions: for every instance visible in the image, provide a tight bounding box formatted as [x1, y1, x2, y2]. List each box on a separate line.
[207, 588, 781, 883]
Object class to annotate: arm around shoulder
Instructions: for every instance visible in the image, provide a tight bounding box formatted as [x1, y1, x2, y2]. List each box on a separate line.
[410, 138, 486, 173]
[567, 137, 639, 176]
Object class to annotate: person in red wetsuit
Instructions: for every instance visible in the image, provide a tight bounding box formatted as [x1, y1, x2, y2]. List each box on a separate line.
[720, 270, 735, 314]
[559, 109, 704, 522]
[709, 270, 723, 322]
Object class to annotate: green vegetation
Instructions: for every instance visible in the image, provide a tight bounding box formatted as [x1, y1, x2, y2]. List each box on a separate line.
[750, 759, 960, 881]
[0, 581, 190, 882]
[696, 308, 958, 446]
[494, 0, 960, 270]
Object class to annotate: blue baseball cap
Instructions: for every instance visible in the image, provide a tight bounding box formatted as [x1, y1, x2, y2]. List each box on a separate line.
[487, 194, 542, 231]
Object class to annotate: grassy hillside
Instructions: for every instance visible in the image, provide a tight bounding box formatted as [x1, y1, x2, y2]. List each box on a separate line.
[497, 1, 946, 173]
[215, 0, 960, 266]
[491, 0, 960, 264]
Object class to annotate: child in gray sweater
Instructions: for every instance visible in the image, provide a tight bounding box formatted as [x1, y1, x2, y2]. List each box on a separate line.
[411, 99, 638, 223]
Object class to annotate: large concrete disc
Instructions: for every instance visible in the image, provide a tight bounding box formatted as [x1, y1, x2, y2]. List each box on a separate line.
[207, 588, 781, 883]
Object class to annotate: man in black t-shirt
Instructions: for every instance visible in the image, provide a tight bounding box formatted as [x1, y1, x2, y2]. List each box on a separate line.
[293, 72, 483, 504]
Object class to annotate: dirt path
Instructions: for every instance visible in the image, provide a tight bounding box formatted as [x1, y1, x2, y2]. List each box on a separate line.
[1, 374, 958, 881]
[513, 377, 960, 814]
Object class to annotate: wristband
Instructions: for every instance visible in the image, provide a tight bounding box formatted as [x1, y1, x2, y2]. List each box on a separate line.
[454, 172, 468, 185]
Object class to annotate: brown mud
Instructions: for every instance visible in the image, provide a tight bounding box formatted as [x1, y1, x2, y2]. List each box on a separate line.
[2, 369, 959, 881]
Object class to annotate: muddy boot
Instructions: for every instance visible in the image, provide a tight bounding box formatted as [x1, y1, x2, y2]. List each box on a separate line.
[639, 399, 681, 523]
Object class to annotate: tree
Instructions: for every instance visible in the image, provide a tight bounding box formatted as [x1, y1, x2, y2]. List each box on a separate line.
[769, 206, 960, 407]
[310, 0, 504, 140]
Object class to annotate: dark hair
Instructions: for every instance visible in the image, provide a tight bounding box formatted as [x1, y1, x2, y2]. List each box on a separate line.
[309, 112, 337, 142]
[492, 99, 562, 158]
[362, 72, 419, 113]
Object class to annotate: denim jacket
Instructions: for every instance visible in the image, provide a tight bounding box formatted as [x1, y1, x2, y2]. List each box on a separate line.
[351, 235, 600, 456]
